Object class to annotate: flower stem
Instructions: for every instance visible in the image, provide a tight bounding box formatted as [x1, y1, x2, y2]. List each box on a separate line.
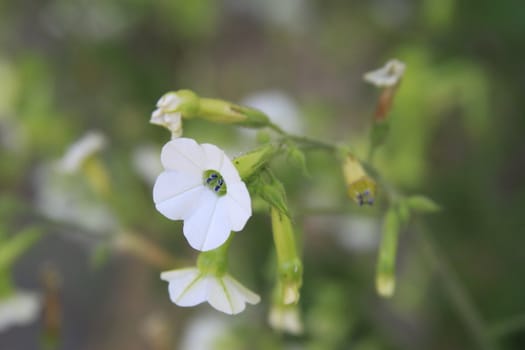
[197, 234, 234, 276]
[415, 222, 499, 350]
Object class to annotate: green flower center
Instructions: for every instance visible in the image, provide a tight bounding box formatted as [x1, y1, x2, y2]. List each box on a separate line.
[203, 170, 227, 196]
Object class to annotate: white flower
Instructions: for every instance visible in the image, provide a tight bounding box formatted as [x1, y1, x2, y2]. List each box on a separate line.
[0, 291, 41, 332]
[150, 92, 183, 138]
[363, 59, 406, 88]
[34, 163, 118, 234]
[131, 144, 163, 185]
[268, 304, 303, 335]
[58, 131, 106, 174]
[153, 138, 252, 251]
[161, 268, 260, 315]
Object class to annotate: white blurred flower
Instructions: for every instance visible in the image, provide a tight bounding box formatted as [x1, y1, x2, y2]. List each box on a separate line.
[161, 267, 260, 315]
[34, 163, 118, 234]
[58, 131, 106, 174]
[268, 304, 303, 335]
[241, 90, 303, 134]
[363, 59, 406, 88]
[179, 312, 232, 350]
[150, 92, 183, 138]
[153, 138, 252, 251]
[0, 291, 41, 332]
[131, 144, 163, 185]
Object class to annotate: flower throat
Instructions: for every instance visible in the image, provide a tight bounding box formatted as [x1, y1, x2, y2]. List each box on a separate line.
[203, 170, 227, 196]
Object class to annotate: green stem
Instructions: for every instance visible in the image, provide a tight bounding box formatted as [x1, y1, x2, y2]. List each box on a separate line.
[269, 122, 339, 152]
[415, 222, 499, 350]
[489, 314, 525, 339]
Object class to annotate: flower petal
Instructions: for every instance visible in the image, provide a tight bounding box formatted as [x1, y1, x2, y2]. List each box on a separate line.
[201, 143, 225, 172]
[207, 276, 237, 315]
[160, 138, 205, 175]
[223, 275, 261, 306]
[183, 190, 232, 251]
[161, 268, 207, 307]
[153, 171, 204, 220]
[157, 92, 181, 109]
[222, 182, 252, 231]
[218, 155, 241, 184]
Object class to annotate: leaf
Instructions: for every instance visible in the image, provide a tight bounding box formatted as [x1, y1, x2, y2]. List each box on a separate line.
[406, 195, 441, 213]
[0, 227, 42, 270]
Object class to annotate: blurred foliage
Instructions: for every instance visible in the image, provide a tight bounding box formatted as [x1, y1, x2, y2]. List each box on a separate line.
[0, 0, 525, 349]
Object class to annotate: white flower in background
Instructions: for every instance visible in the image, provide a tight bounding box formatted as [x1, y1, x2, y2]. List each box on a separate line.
[161, 268, 260, 315]
[179, 312, 232, 350]
[268, 304, 303, 335]
[0, 291, 41, 332]
[131, 144, 163, 185]
[363, 59, 406, 88]
[58, 131, 106, 174]
[34, 165, 117, 234]
[153, 138, 252, 251]
[241, 90, 303, 134]
[150, 92, 183, 138]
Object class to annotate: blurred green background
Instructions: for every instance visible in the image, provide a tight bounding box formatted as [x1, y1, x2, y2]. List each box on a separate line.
[1, 0, 524, 349]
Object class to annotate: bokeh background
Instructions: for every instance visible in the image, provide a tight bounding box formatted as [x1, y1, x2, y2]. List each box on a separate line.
[1, 0, 524, 349]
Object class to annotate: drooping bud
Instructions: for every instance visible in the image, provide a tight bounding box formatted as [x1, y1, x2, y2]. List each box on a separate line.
[271, 206, 302, 305]
[342, 154, 377, 206]
[376, 207, 401, 297]
[150, 90, 199, 138]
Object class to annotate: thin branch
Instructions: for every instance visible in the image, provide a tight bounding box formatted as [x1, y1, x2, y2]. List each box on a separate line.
[415, 222, 499, 350]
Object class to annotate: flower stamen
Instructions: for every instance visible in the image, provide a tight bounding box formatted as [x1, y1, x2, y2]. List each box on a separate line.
[203, 170, 227, 196]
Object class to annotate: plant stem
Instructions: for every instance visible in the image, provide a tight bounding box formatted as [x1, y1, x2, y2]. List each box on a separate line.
[489, 314, 525, 339]
[415, 222, 499, 350]
[269, 122, 339, 152]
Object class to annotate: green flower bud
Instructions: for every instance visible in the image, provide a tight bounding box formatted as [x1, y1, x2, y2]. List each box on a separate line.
[271, 207, 302, 305]
[342, 154, 377, 206]
[233, 144, 278, 181]
[198, 98, 270, 127]
[376, 208, 401, 297]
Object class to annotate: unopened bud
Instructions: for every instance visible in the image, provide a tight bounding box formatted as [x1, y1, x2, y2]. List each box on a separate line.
[342, 155, 377, 206]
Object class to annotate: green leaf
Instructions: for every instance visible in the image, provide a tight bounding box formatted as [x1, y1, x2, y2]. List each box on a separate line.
[0, 227, 42, 270]
[406, 195, 441, 213]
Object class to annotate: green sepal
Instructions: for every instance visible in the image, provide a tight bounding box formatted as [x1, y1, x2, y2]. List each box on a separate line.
[286, 144, 309, 176]
[251, 170, 289, 217]
[173, 89, 200, 117]
[196, 236, 232, 277]
[406, 195, 441, 213]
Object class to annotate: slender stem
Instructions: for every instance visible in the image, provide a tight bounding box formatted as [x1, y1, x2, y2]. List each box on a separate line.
[269, 122, 339, 152]
[114, 231, 182, 269]
[415, 222, 498, 350]
[489, 314, 525, 339]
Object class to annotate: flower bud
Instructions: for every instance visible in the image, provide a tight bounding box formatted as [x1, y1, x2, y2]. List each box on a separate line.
[271, 207, 302, 305]
[150, 90, 199, 138]
[198, 98, 270, 127]
[232, 144, 278, 181]
[376, 207, 401, 297]
[342, 154, 377, 206]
